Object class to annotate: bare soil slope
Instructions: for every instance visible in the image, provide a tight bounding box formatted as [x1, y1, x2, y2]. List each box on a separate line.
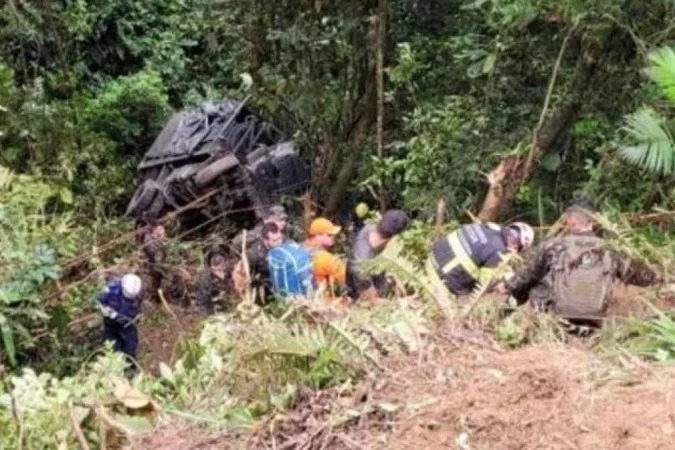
[135, 330, 675, 450]
[133, 285, 675, 449]
[342, 334, 675, 450]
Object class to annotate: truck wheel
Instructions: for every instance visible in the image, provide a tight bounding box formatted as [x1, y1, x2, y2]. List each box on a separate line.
[126, 180, 160, 216]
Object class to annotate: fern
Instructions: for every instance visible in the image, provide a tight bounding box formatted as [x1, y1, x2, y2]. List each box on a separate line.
[618, 46, 675, 176]
[594, 213, 673, 279]
[360, 237, 458, 317]
[620, 108, 675, 175]
[464, 251, 521, 317]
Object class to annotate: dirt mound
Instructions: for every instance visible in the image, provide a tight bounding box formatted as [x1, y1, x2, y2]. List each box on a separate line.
[133, 327, 675, 450]
[134, 422, 230, 450]
[342, 330, 675, 450]
[609, 284, 674, 318]
[137, 302, 204, 376]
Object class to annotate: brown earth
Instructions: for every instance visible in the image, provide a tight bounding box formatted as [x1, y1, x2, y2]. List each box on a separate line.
[134, 423, 232, 450]
[340, 331, 675, 450]
[608, 283, 674, 318]
[134, 328, 675, 450]
[131, 284, 675, 449]
[137, 301, 204, 376]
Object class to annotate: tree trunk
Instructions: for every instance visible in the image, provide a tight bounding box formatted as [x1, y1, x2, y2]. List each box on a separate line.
[375, 0, 388, 212]
[247, 3, 264, 86]
[323, 84, 377, 216]
[477, 103, 581, 221]
[477, 35, 603, 222]
[322, 5, 379, 217]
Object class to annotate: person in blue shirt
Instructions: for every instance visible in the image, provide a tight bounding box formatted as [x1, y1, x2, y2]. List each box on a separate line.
[98, 273, 143, 359]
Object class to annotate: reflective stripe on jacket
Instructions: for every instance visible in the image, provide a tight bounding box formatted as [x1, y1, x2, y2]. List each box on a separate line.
[431, 223, 508, 294]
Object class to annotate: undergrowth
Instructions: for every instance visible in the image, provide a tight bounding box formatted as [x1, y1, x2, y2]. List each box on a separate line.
[0, 213, 672, 448]
[364, 216, 674, 358]
[0, 298, 430, 447]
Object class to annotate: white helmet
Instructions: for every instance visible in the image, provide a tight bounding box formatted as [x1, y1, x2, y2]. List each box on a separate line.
[121, 274, 142, 298]
[508, 222, 534, 250]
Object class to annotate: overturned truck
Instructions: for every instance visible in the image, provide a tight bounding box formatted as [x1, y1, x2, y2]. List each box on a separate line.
[125, 99, 310, 236]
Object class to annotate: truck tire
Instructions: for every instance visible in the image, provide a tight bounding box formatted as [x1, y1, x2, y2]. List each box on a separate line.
[125, 180, 161, 217]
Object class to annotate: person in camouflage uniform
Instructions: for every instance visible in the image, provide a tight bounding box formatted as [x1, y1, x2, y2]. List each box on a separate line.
[196, 252, 231, 314]
[137, 217, 167, 302]
[232, 221, 284, 304]
[498, 198, 657, 327]
[231, 204, 303, 254]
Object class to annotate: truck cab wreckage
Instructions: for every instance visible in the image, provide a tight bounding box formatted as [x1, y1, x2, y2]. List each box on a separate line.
[125, 99, 310, 236]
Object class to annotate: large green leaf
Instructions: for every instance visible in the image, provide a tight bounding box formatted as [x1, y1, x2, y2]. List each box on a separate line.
[619, 108, 675, 175]
[646, 47, 675, 104]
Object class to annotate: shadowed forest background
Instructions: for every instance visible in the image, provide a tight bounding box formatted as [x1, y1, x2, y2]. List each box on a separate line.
[3, 0, 674, 220]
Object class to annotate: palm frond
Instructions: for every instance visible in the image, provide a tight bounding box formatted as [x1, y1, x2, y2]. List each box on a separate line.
[464, 251, 521, 317]
[646, 47, 675, 104]
[360, 238, 458, 317]
[619, 108, 675, 175]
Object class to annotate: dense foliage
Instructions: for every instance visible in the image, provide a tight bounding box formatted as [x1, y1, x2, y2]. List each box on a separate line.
[0, 1, 674, 446]
[2, 0, 674, 219]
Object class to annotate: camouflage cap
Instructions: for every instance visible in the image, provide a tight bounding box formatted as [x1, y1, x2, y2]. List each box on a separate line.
[565, 196, 596, 217]
[267, 204, 288, 220]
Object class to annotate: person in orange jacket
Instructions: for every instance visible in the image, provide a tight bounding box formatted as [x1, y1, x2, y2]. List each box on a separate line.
[304, 217, 347, 296]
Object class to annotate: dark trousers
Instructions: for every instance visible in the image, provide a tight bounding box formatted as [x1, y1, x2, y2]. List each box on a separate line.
[149, 269, 164, 301]
[102, 319, 139, 359]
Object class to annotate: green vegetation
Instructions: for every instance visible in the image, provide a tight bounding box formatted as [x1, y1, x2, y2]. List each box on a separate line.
[0, 301, 431, 448]
[0, 0, 674, 447]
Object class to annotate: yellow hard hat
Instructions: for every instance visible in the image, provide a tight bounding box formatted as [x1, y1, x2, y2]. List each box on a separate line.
[355, 202, 369, 219]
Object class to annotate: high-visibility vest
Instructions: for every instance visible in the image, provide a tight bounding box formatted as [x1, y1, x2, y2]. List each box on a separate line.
[430, 223, 508, 294]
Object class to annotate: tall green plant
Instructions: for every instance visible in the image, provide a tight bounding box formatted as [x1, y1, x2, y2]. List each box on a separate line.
[620, 47, 675, 175]
[0, 167, 67, 366]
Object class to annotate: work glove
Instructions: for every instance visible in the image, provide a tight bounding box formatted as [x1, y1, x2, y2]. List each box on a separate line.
[98, 303, 119, 320]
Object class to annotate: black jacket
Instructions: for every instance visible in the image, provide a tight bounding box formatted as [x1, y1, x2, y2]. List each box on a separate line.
[430, 223, 509, 295]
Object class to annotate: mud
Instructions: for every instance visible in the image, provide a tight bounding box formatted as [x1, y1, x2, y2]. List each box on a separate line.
[137, 302, 204, 376]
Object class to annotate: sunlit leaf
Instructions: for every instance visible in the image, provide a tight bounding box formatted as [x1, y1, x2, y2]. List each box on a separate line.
[159, 362, 175, 384]
[59, 187, 73, 205]
[646, 47, 675, 104]
[619, 108, 675, 175]
[112, 413, 154, 435]
[482, 53, 497, 74]
[112, 377, 154, 410]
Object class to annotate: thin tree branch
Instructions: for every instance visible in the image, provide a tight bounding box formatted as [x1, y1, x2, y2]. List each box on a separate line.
[523, 18, 581, 177]
[375, 0, 388, 211]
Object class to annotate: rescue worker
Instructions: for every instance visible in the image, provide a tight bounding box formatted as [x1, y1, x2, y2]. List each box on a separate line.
[346, 209, 409, 300]
[98, 273, 143, 360]
[267, 205, 290, 234]
[138, 217, 166, 302]
[496, 200, 657, 328]
[196, 252, 231, 314]
[231, 204, 302, 253]
[304, 217, 347, 295]
[232, 221, 285, 303]
[429, 221, 535, 296]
